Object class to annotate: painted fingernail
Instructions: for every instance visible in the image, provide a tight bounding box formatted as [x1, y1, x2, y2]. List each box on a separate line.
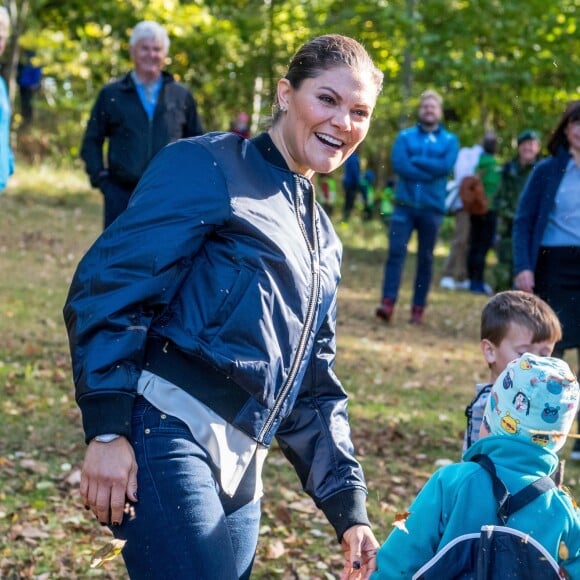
[352, 561, 361, 570]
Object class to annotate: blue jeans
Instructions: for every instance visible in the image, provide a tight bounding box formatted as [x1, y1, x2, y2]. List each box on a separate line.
[381, 205, 444, 307]
[112, 397, 261, 579]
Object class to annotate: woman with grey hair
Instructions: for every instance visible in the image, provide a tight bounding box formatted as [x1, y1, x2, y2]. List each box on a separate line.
[0, 7, 14, 192]
[66, 34, 383, 579]
[80, 20, 203, 228]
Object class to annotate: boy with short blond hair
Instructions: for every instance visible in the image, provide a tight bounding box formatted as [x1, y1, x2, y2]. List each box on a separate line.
[464, 290, 561, 449]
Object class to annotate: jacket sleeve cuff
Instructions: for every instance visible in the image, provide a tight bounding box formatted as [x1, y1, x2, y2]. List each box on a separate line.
[78, 393, 135, 444]
[90, 169, 108, 188]
[319, 488, 371, 542]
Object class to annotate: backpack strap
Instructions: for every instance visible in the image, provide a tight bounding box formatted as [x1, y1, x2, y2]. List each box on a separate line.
[470, 454, 555, 525]
[506, 475, 555, 518]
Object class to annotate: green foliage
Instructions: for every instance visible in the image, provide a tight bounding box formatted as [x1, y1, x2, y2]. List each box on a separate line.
[7, 0, 580, 168]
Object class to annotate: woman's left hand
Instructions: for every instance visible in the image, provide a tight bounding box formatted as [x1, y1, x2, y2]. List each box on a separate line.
[340, 524, 379, 579]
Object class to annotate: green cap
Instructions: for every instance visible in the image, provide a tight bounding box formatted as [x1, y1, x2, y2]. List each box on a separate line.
[517, 129, 540, 145]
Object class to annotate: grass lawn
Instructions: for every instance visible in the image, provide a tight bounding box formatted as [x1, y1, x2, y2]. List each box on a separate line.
[1, 165, 579, 579]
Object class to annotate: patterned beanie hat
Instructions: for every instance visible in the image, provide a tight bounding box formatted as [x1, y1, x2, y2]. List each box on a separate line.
[482, 353, 579, 452]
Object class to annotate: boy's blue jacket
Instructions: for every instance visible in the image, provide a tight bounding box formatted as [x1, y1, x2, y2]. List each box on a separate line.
[373, 436, 580, 578]
[63, 132, 369, 538]
[391, 123, 459, 214]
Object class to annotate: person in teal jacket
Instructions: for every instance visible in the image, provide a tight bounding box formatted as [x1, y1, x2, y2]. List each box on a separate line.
[373, 353, 580, 579]
[0, 7, 14, 192]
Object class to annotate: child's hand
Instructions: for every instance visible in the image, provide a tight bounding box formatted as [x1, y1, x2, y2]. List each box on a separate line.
[340, 524, 379, 579]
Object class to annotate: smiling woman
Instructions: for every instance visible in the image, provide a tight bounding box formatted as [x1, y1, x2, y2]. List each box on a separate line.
[269, 35, 383, 178]
[64, 35, 384, 579]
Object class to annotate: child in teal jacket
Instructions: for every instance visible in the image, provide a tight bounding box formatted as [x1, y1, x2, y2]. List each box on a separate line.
[373, 353, 580, 578]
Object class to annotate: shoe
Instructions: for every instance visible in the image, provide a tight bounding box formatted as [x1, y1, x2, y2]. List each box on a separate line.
[409, 305, 424, 325]
[469, 281, 487, 295]
[376, 298, 395, 322]
[454, 279, 471, 291]
[470, 280, 494, 296]
[439, 276, 455, 290]
[570, 439, 580, 460]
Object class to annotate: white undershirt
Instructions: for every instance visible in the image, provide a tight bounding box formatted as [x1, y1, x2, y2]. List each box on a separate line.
[137, 370, 268, 500]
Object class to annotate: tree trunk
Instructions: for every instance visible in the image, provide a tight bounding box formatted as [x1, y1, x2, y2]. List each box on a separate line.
[3, 0, 31, 105]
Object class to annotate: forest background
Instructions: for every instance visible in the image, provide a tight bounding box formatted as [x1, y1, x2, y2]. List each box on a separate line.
[3, 0, 580, 175]
[1, 0, 580, 578]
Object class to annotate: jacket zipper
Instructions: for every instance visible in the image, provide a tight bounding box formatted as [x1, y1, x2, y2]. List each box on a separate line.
[258, 176, 320, 443]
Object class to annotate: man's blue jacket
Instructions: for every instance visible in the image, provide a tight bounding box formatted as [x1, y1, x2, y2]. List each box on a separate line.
[64, 132, 369, 539]
[391, 123, 459, 213]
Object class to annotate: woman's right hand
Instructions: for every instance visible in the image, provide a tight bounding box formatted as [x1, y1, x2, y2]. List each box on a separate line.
[80, 437, 138, 526]
[514, 269, 534, 293]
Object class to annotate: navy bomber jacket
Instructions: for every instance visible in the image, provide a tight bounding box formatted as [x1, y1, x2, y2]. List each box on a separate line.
[64, 132, 370, 539]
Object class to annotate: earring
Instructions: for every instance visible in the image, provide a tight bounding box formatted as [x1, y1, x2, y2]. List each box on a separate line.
[280, 105, 287, 112]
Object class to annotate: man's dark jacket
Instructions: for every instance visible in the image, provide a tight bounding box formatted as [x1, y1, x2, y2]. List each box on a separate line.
[80, 71, 203, 188]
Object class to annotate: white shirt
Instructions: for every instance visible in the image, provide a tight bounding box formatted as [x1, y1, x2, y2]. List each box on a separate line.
[137, 370, 268, 500]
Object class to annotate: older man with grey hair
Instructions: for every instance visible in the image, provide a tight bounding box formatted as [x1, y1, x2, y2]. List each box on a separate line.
[81, 21, 204, 228]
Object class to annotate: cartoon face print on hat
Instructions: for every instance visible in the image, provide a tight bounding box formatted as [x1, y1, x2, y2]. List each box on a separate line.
[541, 404, 561, 424]
[500, 412, 520, 435]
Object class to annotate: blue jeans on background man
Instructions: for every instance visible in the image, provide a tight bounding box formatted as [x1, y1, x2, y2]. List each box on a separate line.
[112, 397, 261, 580]
[380, 205, 444, 308]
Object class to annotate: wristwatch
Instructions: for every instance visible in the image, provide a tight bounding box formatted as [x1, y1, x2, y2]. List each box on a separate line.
[93, 433, 121, 443]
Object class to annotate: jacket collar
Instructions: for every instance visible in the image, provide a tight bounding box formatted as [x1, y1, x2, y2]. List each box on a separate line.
[251, 132, 290, 171]
[416, 122, 444, 135]
[464, 435, 559, 477]
[119, 70, 174, 91]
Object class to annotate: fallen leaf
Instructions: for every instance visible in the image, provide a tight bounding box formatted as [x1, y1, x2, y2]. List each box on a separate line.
[265, 539, 286, 560]
[392, 511, 411, 534]
[20, 458, 49, 474]
[19, 525, 50, 539]
[274, 502, 292, 525]
[288, 498, 317, 514]
[89, 538, 127, 568]
[63, 468, 82, 487]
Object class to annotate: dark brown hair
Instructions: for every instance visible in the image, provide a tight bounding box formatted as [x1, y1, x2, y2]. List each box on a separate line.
[481, 290, 562, 345]
[273, 34, 383, 122]
[547, 100, 580, 156]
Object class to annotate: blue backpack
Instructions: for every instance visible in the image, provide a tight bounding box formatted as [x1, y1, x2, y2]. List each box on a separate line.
[412, 454, 564, 579]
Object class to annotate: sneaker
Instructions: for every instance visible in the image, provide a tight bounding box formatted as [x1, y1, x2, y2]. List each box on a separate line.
[376, 298, 395, 322]
[483, 282, 494, 296]
[439, 276, 456, 290]
[469, 280, 487, 295]
[409, 305, 424, 325]
[454, 279, 471, 291]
